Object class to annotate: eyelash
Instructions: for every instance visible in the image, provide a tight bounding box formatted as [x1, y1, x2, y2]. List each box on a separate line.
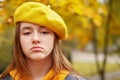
[23, 31, 49, 35]
[41, 31, 49, 34]
[23, 32, 31, 35]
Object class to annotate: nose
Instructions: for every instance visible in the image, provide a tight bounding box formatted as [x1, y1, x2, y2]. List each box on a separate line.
[32, 32, 40, 44]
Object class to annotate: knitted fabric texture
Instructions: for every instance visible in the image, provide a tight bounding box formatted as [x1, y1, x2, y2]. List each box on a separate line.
[14, 2, 67, 40]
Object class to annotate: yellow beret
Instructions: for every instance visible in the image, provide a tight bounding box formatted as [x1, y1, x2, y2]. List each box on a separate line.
[14, 2, 67, 40]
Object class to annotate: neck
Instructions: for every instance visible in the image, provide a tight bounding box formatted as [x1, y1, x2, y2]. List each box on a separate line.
[26, 55, 52, 80]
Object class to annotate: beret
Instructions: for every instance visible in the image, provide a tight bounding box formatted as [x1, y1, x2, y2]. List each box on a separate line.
[14, 2, 67, 40]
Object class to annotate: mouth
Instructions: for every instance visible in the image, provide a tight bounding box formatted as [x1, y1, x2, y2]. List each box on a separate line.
[30, 46, 43, 52]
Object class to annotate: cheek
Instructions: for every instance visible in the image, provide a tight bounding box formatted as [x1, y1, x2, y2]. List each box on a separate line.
[45, 36, 55, 52]
[20, 37, 30, 51]
[20, 37, 26, 46]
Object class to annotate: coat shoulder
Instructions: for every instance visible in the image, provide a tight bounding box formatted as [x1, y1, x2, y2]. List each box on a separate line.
[65, 74, 87, 80]
[0, 74, 12, 80]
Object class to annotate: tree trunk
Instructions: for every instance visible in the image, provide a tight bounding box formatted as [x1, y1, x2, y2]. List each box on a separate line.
[99, 70, 105, 80]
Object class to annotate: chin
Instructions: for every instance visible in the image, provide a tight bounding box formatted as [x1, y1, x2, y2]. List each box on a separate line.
[33, 58, 43, 61]
[31, 56, 45, 61]
[28, 53, 51, 61]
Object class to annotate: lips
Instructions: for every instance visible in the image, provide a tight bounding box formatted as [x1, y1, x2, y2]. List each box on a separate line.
[30, 46, 43, 52]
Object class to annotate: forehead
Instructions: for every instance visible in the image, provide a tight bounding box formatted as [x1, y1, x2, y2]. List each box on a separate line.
[19, 22, 55, 34]
[19, 22, 55, 33]
[20, 22, 44, 29]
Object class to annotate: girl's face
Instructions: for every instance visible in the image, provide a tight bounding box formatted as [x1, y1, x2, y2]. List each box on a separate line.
[20, 22, 55, 61]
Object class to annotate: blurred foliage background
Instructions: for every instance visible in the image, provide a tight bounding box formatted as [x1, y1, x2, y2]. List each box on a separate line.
[0, 0, 120, 80]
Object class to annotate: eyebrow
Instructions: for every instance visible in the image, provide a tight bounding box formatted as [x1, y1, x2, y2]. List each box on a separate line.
[20, 27, 33, 33]
[20, 25, 47, 32]
[21, 26, 32, 30]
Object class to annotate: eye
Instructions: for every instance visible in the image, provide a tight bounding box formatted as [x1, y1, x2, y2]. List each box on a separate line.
[23, 32, 31, 35]
[41, 31, 49, 34]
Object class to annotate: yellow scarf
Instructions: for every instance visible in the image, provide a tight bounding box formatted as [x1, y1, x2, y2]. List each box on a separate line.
[9, 68, 70, 80]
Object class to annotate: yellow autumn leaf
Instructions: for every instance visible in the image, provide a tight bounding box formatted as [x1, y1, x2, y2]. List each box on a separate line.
[49, 0, 57, 3]
[102, 5, 109, 17]
[93, 14, 102, 27]
[78, 34, 90, 49]
[80, 17, 91, 29]
[0, 23, 4, 33]
[83, 7, 96, 18]
[63, 0, 83, 15]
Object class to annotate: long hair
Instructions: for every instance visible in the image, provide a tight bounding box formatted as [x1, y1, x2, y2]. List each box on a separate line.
[0, 23, 79, 80]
